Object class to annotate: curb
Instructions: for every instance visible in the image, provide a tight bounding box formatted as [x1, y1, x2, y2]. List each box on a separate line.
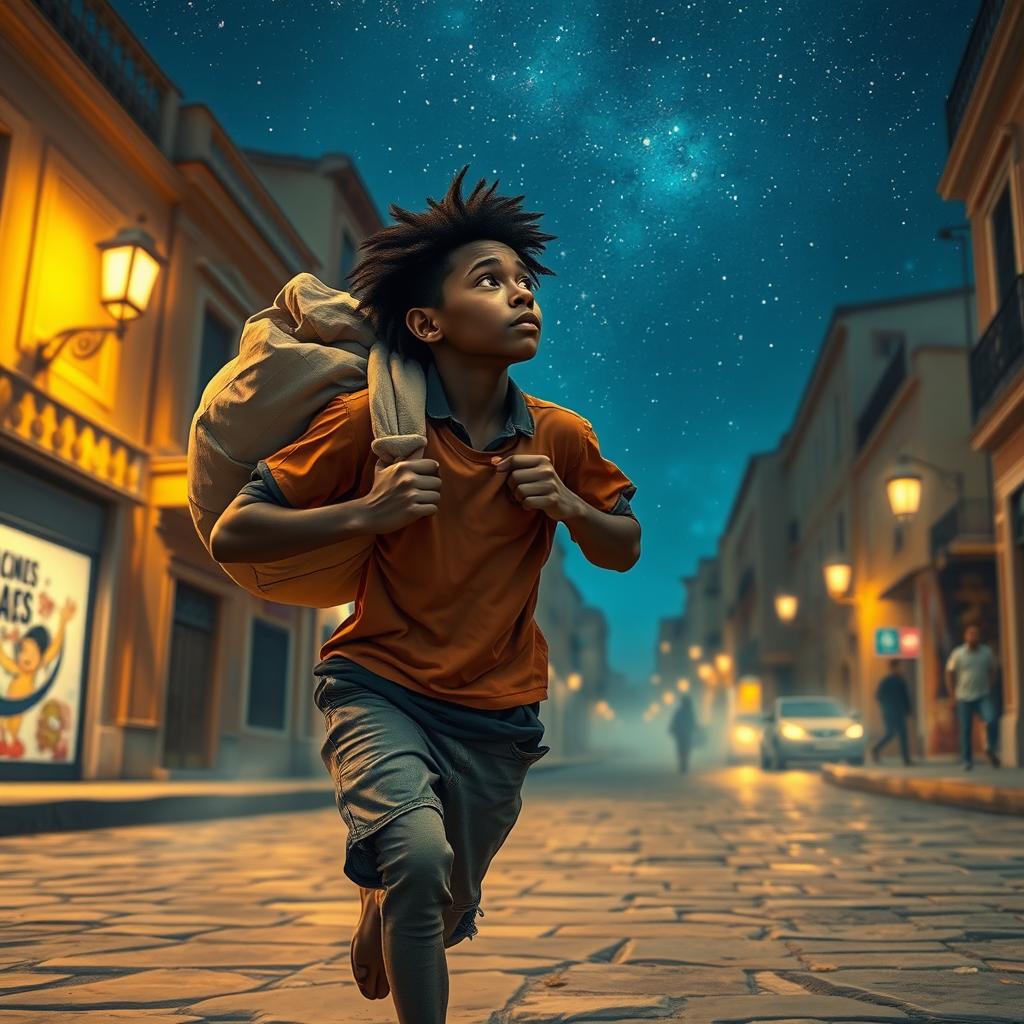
[821, 763, 1024, 816]
[0, 783, 338, 838]
[0, 753, 592, 838]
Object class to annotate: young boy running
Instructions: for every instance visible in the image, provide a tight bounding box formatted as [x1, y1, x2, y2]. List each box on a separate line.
[210, 165, 640, 1024]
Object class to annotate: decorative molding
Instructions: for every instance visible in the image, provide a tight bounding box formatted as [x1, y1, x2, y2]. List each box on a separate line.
[0, 365, 148, 502]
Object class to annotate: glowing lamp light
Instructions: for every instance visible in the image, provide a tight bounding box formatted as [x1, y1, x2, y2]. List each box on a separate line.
[823, 560, 852, 599]
[566, 673, 583, 692]
[714, 652, 732, 676]
[676, 678, 691, 693]
[659, 640, 672, 654]
[885, 469, 923, 521]
[662, 691, 675, 706]
[774, 592, 798, 623]
[688, 645, 703, 660]
[98, 224, 164, 323]
[697, 663, 714, 682]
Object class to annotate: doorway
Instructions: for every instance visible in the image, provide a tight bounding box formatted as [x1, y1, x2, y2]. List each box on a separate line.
[163, 580, 218, 770]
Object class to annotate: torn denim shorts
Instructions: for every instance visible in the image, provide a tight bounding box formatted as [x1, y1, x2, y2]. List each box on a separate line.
[317, 674, 549, 945]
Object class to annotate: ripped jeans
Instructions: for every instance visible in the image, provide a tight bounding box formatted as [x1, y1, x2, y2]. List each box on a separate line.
[317, 675, 548, 1024]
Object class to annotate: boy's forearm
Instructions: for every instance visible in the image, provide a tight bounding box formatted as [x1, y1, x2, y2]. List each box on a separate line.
[211, 498, 371, 564]
[563, 498, 640, 572]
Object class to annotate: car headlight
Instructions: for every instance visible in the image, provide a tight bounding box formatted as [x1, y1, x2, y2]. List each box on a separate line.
[734, 724, 757, 744]
[845, 723, 864, 739]
[780, 722, 806, 740]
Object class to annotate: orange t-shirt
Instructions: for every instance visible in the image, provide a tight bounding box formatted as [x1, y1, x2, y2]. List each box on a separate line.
[261, 386, 637, 709]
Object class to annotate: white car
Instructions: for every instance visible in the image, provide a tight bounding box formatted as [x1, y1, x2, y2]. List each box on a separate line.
[761, 696, 866, 770]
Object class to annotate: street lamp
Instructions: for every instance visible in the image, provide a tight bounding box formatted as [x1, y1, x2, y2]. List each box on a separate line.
[567, 673, 583, 692]
[676, 677, 691, 693]
[714, 652, 732, 677]
[34, 220, 165, 373]
[884, 453, 964, 523]
[688, 644, 703, 660]
[774, 592, 799, 623]
[823, 558, 853, 601]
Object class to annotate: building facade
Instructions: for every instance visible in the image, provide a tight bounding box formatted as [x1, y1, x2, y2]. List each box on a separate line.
[680, 290, 994, 756]
[938, 0, 1024, 763]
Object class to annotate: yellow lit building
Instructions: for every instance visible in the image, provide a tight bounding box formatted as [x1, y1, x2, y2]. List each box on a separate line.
[0, 0, 384, 781]
[938, 0, 1024, 764]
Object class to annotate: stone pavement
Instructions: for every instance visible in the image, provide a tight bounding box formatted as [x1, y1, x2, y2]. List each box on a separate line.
[822, 759, 1024, 816]
[1, 753, 1024, 1023]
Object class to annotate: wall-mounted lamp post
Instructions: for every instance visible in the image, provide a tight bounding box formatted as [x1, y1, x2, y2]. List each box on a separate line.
[774, 592, 799, 623]
[823, 557, 854, 604]
[34, 222, 164, 374]
[884, 452, 964, 523]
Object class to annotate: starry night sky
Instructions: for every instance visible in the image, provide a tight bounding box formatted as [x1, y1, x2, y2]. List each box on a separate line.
[120, 1, 979, 685]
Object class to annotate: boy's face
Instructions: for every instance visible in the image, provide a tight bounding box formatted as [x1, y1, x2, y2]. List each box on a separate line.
[407, 240, 542, 364]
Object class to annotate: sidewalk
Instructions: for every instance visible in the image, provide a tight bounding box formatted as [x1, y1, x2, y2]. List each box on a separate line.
[0, 754, 591, 837]
[822, 757, 1024, 815]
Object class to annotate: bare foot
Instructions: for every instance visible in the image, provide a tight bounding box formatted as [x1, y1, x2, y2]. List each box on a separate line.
[351, 886, 389, 999]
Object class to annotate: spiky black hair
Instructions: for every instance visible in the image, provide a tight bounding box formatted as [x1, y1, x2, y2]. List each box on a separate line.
[347, 164, 558, 367]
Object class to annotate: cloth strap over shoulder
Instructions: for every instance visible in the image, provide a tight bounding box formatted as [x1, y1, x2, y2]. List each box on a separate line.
[186, 272, 427, 607]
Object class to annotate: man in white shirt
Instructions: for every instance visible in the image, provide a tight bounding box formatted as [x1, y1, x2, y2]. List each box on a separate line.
[945, 624, 1000, 770]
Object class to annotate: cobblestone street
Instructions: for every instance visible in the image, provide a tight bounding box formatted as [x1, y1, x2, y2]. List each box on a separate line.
[2, 753, 1024, 1023]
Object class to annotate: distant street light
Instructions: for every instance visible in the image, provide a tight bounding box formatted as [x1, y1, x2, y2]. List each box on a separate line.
[567, 673, 583, 692]
[823, 559, 853, 600]
[688, 645, 703, 660]
[714, 652, 732, 677]
[676, 678, 691, 693]
[774, 593, 799, 623]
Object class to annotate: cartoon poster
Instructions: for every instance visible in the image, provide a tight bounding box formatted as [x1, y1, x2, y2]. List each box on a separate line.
[0, 523, 92, 766]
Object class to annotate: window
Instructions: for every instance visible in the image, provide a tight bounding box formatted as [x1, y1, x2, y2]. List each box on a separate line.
[194, 308, 235, 412]
[872, 329, 905, 359]
[833, 395, 842, 462]
[0, 131, 10, 214]
[991, 183, 1018, 309]
[338, 227, 357, 288]
[247, 620, 291, 731]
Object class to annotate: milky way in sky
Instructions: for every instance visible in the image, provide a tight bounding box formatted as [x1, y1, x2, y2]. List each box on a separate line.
[121, 0, 979, 683]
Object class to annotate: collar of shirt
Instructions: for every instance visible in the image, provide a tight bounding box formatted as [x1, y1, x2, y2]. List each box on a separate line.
[425, 358, 535, 451]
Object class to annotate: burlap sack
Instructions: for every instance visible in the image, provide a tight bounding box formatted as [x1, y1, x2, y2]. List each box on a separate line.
[187, 272, 427, 608]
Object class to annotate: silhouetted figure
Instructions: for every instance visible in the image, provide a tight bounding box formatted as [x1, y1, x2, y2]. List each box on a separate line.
[871, 658, 912, 765]
[669, 692, 697, 773]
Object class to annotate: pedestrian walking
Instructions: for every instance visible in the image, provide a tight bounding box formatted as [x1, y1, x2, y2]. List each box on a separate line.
[870, 658, 912, 765]
[945, 624, 1000, 770]
[669, 687, 698, 773]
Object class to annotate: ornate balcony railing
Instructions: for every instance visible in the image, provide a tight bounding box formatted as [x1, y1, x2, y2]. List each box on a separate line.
[970, 273, 1024, 421]
[930, 498, 995, 559]
[30, 0, 175, 144]
[945, 0, 1007, 147]
[856, 339, 906, 451]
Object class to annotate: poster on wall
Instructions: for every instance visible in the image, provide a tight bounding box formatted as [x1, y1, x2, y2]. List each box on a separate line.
[0, 523, 92, 766]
